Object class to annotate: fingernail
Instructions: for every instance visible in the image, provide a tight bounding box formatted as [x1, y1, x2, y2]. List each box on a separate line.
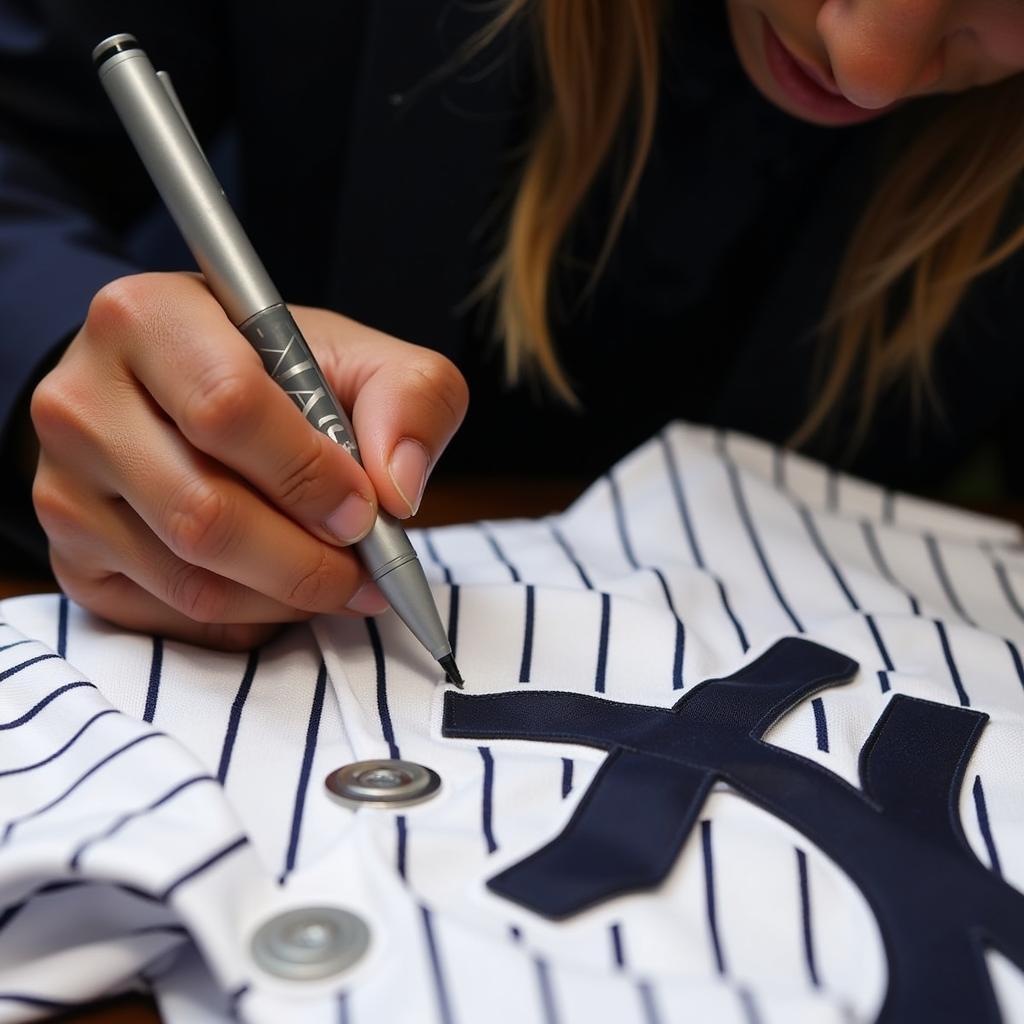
[388, 438, 430, 517]
[346, 580, 389, 615]
[324, 493, 375, 544]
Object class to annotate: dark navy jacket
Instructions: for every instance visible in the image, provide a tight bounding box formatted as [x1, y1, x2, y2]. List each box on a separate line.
[0, 1, 1021, 568]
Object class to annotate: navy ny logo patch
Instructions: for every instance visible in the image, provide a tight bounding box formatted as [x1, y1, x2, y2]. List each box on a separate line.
[442, 638, 1024, 1024]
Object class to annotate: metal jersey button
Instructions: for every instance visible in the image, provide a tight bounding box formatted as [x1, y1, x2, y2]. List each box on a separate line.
[251, 907, 370, 980]
[325, 759, 441, 809]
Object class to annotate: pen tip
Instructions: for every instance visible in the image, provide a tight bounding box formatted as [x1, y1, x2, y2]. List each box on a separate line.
[439, 653, 464, 689]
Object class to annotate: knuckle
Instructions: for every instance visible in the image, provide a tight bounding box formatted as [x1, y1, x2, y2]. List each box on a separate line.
[286, 547, 336, 610]
[48, 551, 95, 604]
[405, 353, 469, 427]
[49, 564, 85, 605]
[180, 369, 257, 445]
[29, 374, 65, 443]
[86, 276, 152, 337]
[30, 370, 88, 448]
[165, 561, 230, 623]
[163, 478, 235, 563]
[276, 438, 333, 511]
[32, 475, 83, 541]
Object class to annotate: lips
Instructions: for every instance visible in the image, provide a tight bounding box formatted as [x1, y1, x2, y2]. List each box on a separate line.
[789, 48, 842, 95]
[761, 16, 891, 126]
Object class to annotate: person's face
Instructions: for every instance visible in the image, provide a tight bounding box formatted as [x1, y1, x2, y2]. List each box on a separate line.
[726, 0, 1024, 125]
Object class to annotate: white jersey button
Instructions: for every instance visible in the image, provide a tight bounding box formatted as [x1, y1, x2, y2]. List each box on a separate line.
[250, 907, 370, 980]
[325, 759, 441, 809]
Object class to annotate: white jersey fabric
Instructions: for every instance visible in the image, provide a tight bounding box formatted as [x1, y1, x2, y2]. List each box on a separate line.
[1, 422, 1023, 1024]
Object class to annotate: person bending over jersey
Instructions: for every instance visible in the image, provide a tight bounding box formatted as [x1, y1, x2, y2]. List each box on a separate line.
[0, 0, 1022, 648]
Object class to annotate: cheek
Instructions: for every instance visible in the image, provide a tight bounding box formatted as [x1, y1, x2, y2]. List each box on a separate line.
[970, 7, 1024, 75]
[724, 1, 764, 75]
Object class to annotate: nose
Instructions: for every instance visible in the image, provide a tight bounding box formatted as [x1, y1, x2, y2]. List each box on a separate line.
[816, 0, 949, 108]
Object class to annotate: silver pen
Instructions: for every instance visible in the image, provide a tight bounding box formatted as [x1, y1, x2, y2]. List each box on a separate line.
[94, 33, 463, 687]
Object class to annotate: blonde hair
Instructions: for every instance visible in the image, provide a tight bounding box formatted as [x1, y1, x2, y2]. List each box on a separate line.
[482, 1, 1024, 446]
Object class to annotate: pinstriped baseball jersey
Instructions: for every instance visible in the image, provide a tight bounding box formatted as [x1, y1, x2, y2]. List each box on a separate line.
[1, 422, 1023, 1023]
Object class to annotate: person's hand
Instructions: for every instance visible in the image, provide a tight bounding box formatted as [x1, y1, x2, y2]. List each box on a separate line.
[29, 272, 468, 650]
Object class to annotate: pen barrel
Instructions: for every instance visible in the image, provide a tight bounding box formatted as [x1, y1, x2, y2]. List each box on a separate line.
[240, 305, 418, 578]
[97, 36, 451, 664]
[97, 46, 280, 324]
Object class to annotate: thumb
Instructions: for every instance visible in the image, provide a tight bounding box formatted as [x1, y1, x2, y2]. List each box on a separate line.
[295, 308, 469, 519]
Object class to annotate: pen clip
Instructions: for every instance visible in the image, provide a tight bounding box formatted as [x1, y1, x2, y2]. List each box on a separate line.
[156, 70, 214, 174]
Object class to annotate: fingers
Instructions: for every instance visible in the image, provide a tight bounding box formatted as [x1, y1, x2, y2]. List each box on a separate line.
[37, 464, 298, 651]
[35, 456, 388, 651]
[91, 275, 379, 547]
[113, 421, 377, 615]
[34, 370, 391, 625]
[296, 307, 469, 520]
[35, 470, 306, 623]
[29, 270, 464, 651]
[52, 560, 287, 653]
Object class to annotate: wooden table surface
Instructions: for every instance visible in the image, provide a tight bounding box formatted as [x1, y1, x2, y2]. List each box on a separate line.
[6, 479, 1021, 1023]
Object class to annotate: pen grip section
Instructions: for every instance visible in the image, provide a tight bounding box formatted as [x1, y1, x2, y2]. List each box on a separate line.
[240, 304, 417, 576]
[240, 304, 362, 464]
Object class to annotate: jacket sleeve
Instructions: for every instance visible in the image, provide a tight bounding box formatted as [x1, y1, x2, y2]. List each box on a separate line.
[0, 1, 230, 567]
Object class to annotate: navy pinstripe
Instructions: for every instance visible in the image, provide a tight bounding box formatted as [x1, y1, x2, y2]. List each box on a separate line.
[3, 732, 162, 845]
[70, 773, 216, 871]
[533, 956, 560, 1024]
[636, 981, 663, 1024]
[610, 922, 625, 968]
[859, 520, 920, 615]
[0, 709, 117, 777]
[798, 505, 859, 610]
[419, 904, 456, 1024]
[595, 593, 611, 694]
[659, 432, 748, 652]
[0, 640, 32, 654]
[479, 746, 497, 854]
[722, 454, 803, 634]
[608, 469, 686, 690]
[159, 836, 248, 902]
[934, 619, 970, 707]
[925, 535, 976, 628]
[973, 776, 1002, 878]
[0, 681, 96, 729]
[1007, 640, 1024, 690]
[281, 659, 327, 879]
[865, 614, 895, 671]
[520, 584, 536, 684]
[481, 524, 520, 582]
[447, 585, 461, 659]
[396, 814, 408, 880]
[812, 698, 829, 752]
[424, 530, 452, 585]
[368, 619, 399, 761]
[56, 595, 68, 658]
[548, 522, 594, 590]
[991, 558, 1024, 622]
[0, 653, 60, 683]
[142, 637, 162, 723]
[607, 472, 639, 571]
[701, 819, 726, 975]
[796, 848, 821, 987]
[217, 649, 259, 784]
